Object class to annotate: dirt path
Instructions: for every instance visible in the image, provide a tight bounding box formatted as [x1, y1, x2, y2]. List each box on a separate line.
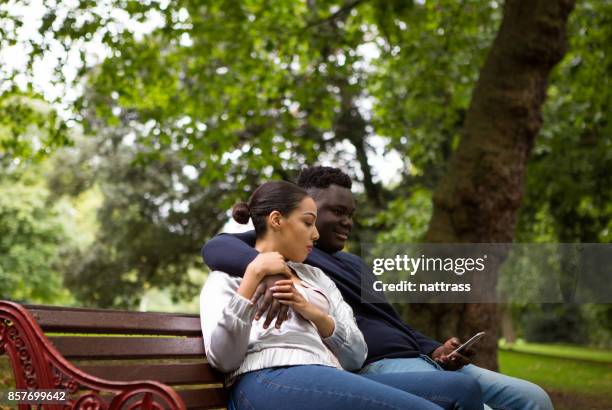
[548, 389, 612, 410]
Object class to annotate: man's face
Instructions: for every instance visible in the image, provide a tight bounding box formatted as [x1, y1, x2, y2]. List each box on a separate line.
[309, 184, 356, 253]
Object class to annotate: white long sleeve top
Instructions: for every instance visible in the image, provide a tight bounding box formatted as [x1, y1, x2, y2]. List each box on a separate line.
[200, 261, 367, 384]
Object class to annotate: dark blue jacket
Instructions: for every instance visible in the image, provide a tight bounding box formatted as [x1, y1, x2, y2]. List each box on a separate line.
[201, 231, 441, 365]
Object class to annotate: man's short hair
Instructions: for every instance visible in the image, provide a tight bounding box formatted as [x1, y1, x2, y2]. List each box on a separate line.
[296, 166, 352, 190]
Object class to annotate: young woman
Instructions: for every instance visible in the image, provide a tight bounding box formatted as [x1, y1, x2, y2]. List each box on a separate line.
[200, 181, 483, 410]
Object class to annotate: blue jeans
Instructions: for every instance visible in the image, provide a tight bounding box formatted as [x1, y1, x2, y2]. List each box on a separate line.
[229, 364, 484, 410]
[360, 356, 554, 410]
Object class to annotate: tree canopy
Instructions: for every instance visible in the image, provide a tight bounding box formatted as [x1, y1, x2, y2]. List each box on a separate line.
[1, 0, 610, 362]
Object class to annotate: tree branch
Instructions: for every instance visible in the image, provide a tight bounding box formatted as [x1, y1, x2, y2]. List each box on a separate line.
[302, 0, 366, 32]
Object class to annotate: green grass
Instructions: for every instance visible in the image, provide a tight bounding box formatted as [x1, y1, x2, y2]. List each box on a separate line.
[499, 349, 612, 397]
[500, 341, 612, 364]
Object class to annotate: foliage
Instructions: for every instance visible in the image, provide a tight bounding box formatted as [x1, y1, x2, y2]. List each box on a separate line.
[581, 304, 612, 349]
[368, 0, 502, 186]
[518, 0, 612, 244]
[521, 304, 588, 345]
[0, 0, 610, 322]
[364, 188, 432, 244]
[48, 133, 231, 307]
[510, 0, 612, 349]
[0, 90, 71, 165]
[0, 175, 72, 303]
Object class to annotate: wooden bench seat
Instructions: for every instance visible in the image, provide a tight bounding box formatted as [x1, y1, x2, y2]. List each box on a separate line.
[0, 300, 228, 409]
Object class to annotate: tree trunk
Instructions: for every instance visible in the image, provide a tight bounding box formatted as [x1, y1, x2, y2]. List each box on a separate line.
[500, 305, 517, 344]
[334, 83, 385, 208]
[421, 0, 575, 370]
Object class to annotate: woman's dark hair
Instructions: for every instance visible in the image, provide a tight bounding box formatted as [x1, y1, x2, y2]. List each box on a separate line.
[232, 181, 309, 237]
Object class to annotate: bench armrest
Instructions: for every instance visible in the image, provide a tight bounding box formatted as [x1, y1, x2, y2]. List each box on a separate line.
[0, 300, 186, 410]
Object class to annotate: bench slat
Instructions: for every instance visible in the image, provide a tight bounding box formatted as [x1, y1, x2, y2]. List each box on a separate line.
[78, 363, 223, 385]
[178, 388, 228, 410]
[49, 336, 205, 359]
[26, 305, 201, 336]
[13, 303, 230, 409]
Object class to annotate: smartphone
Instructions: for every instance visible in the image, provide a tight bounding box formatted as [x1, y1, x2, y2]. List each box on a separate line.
[449, 331, 485, 357]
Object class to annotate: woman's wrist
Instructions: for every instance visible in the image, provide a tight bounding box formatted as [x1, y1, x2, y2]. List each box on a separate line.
[245, 261, 265, 282]
[307, 306, 334, 338]
[238, 263, 265, 300]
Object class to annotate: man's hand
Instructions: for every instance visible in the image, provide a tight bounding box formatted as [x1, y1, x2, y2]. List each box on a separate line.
[251, 274, 290, 329]
[271, 279, 334, 338]
[430, 337, 474, 371]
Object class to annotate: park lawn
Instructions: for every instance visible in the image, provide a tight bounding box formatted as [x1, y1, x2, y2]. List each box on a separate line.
[500, 341, 612, 363]
[498, 349, 612, 397]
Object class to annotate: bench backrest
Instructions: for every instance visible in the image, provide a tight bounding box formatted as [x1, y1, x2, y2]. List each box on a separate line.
[25, 304, 227, 410]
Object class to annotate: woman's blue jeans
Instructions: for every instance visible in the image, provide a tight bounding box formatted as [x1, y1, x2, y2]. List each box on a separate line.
[228, 364, 484, 410]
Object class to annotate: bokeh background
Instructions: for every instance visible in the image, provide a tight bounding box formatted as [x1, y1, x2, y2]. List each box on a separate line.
[1, 1, 610, 408]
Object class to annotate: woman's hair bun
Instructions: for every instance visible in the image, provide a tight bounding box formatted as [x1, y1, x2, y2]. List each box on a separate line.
[232, 202, 251, 224]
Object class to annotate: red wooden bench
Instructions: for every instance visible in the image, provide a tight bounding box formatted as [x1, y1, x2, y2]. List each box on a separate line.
[0, 300, 228, 409]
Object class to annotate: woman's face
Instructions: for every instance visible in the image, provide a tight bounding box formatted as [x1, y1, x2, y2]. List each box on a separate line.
[277, 197, 320, 262]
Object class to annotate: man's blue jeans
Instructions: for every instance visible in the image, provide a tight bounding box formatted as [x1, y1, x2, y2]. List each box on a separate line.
[360, 355, 554, 410]
[229, 364, 484, 410]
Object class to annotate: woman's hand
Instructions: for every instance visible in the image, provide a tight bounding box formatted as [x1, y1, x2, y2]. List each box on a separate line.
[269, 280, 312, 318]
[271, 280, 334, 337]
[238, 252, 292, 301]
[245, 252, 292, 282]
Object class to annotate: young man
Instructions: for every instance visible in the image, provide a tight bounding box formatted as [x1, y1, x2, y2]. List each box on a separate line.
[203, 166, 553, 410]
